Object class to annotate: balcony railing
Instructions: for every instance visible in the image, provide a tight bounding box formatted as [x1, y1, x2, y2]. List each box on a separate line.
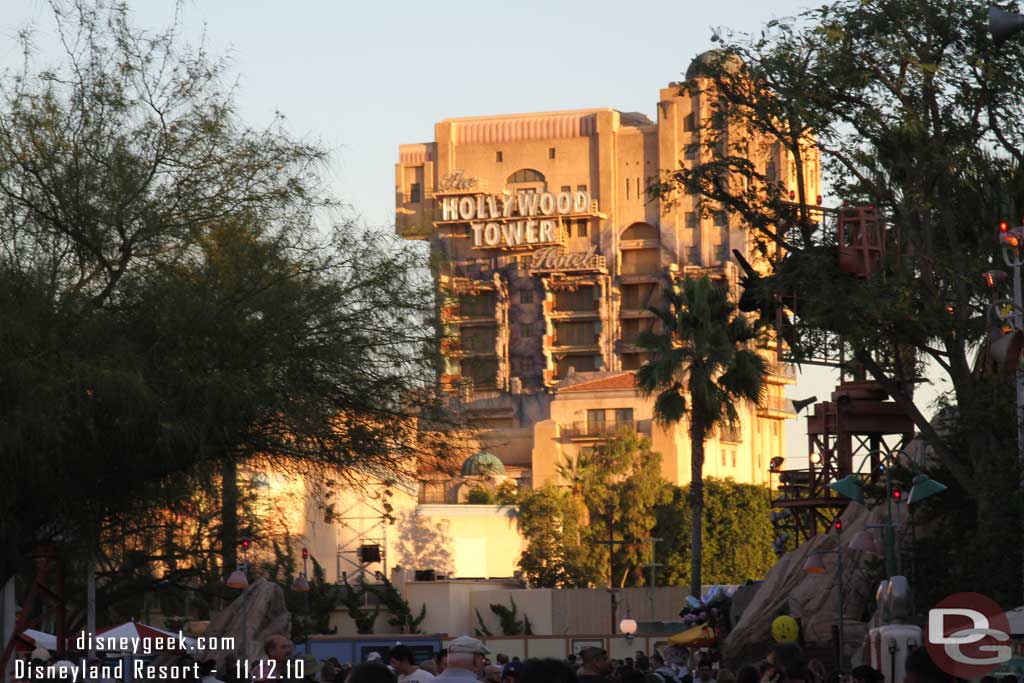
[563, 420, 636, 439]
[758, 395, 797, 416]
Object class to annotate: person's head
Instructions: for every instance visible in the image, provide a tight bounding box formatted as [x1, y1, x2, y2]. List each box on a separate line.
[851, 666, 884, 683]
[346, 662, 397, 683]
[484, 665, 504, 683]
[434, 651, 448, 673]
[580, 647, 611, 676]
[447, 636, 490, 673]
[652, 654, 665, 668]
[904, 648, 953, 683]
[567, 654, 577, 666]
[264, 635, 293, 663]
[519, 658, 578, 683]
[503, 660, 523, 683]
[770, 644, 805, 683]
[498, 654, 510, 665]
[389, 645, 417, 675]
[738, 666, 760, 683]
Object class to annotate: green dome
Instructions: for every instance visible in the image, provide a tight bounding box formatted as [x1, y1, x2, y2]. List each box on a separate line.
[461, 451, 506, 477]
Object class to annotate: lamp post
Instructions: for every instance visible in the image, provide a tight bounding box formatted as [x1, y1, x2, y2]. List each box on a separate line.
[619, 611, 638, 644]
[226, 539, 251, 677]
[292, 548, 311, 653]
[829, 457, 946, 578]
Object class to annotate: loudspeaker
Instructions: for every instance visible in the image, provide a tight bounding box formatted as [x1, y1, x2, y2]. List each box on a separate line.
[990, 7, 1024, 46]
[791, 396, 818, 414]
[357, 544, 382, 564]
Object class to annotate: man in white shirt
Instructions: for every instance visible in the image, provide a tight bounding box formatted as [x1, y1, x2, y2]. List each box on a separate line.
[389, 645, 436, 683]
[434, 637, 488, 683]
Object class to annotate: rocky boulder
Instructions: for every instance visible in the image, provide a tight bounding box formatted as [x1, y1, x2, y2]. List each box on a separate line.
[723, 503, 886, 667]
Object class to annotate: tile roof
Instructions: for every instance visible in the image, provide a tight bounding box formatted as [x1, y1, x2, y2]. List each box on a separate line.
[558, 372, 639, 393]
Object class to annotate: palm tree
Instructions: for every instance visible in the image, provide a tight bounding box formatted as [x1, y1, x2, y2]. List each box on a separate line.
[635, 275, 767, 598]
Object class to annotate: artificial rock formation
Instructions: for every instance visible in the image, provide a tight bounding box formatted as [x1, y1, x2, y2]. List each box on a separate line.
[198, 578, 292, 670]
[723, 503, 887, 667]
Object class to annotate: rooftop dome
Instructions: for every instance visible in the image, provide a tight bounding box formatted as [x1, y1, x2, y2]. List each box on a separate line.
[685, 50, 744, 81]
[461, 451, 506, 477]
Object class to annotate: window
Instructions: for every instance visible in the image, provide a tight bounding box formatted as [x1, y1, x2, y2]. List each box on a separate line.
[636, 178, 642, 200]
[554, 320, 597, 346]
[621, 283, 660, 309]
[565, 222, 572, 238]
[626, 178, 630, 200]
[587, 409, 606, 431]
[731, 450, 737, 467]
[684, 113, 696, 131]
[554, 286, 597, 312]
[685, 146, 698, 161]
[620, 249, 660, 275]
[765, 160, 777, 182]
[549, 147, 556, 159]
[721, 449, 726, 467]
[685, 212, 699, 228]
[614, 408, 634, 426]
[496, 151, 503, 162]
[577, 184, 587, 193]
[520, 290, 534, 304]
[714, 211, 727, 227]
[621, 222, 658, 241]
[410, 183, 421, 203]
[507, 168, 545, 184]
[577, 220, 588, 237]
[561, 185, 571, 193]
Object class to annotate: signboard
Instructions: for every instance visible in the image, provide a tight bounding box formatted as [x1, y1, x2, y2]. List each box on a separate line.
[436, 185, 596, 250]
[529, 246, 605, 273]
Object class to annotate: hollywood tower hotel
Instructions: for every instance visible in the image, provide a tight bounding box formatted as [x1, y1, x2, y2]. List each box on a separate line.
[395, 58, 819, 496]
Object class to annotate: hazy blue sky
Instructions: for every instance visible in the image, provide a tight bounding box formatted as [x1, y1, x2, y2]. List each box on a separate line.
[5, 1, 946, 464]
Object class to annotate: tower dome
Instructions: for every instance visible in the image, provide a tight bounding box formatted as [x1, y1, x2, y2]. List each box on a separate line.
[685, 50, 743, 81]
[460, 451, 506, 477]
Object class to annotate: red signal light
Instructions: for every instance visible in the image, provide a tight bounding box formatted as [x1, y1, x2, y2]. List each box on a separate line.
[833, 519, 842, 531]
[789, 190, 796, 200]
[302, 548, 309, 559]
[241, 538, 251, 549]
[1001, 221, 1010, 233]
[816, 195, 822, 205]
[892, 487, 902, 502]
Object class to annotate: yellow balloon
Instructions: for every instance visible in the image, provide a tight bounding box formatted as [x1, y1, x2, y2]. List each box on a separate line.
[771, 615, 799, 643]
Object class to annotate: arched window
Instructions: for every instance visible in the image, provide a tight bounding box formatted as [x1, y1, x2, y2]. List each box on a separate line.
[620, 222, 659, 241]
[507, 168, 546, 184]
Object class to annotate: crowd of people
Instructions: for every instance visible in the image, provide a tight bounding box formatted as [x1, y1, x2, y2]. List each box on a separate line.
[12, 632, 1004, 683]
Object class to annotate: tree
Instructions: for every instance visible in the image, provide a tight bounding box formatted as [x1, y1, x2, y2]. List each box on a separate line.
[260, 540, 339, 642]
[655, 479, 776, 587]
[668, 0, 1024, 602]
[636, 276, 766, 597]
[0, 0, 462, 592]
[513, 432, 668, 588]
[364, 577, 427, 634]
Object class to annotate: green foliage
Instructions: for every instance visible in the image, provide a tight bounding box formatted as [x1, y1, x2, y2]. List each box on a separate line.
[466, 487, 497, 504]
[259, 540, 339, 641]
[654, 479, 776, 586]
[474, 609, 493, 637]
[513, 432, 669, 588]
[636, 276, 767, 597]
[670, 0, 1024, 602]
[336, 579, 380, 635]
[364, 577, 427, 634]
[0, 0, 462, 590]
[489, 597, 533, 636]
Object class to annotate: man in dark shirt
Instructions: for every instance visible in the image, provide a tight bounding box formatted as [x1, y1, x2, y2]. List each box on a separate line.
[577, 647, 612, 683]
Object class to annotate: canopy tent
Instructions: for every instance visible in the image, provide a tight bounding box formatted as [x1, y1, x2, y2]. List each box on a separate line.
[667, 624, 717, 647]
[22, 629, 57, 651]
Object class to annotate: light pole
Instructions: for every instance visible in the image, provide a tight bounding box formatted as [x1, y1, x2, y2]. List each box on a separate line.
[830, 455, 946, 578]
[226, 539, 251, 678]
[292, 548, 311, 653]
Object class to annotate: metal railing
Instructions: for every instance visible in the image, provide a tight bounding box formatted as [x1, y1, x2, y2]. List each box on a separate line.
[758, 395, 797, 415]
[562, 420, 636, 438]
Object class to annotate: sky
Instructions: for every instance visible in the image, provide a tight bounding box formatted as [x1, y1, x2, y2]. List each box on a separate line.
[4, 0, 948, 465]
